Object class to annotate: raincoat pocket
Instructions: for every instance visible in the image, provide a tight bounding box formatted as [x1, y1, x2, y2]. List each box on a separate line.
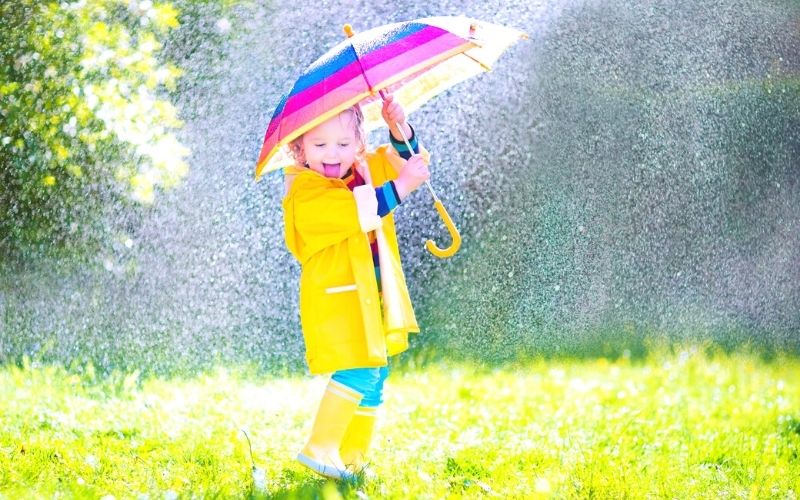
[325, 284, 357, 294]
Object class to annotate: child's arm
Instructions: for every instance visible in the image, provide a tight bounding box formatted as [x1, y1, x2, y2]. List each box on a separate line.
[379, 94, 427, 204]
[381, 94, 421, 159]
[393, 156, 429, 201]
[389, 125, 420, 160]
[381, 93, 413, 148]
[373, 181, 401, 217]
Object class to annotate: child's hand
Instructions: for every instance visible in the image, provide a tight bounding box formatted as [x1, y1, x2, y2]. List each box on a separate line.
[381, 93, 412, 141]
[394, 155, 430, 201]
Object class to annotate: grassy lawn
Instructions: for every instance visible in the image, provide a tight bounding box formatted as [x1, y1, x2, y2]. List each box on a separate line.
[1, 346, 799, 498]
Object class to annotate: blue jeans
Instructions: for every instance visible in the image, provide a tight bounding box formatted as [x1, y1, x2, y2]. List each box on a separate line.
[331, 365, 390, 407]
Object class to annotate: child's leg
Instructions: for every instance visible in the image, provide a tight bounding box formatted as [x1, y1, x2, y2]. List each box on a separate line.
[330, 366, 383, 398]
[357, 364, 389, 407]
[297, 379, 363, 480]
[340, 365, 389, 471]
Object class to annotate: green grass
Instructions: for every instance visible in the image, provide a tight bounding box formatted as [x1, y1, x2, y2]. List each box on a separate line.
[1, 346, 799, 498]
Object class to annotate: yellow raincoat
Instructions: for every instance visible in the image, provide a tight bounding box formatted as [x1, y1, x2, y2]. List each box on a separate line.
[283, 145, 427, 374]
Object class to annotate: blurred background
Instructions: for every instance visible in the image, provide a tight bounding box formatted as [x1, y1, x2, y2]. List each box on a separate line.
[1, 0, 798, 375]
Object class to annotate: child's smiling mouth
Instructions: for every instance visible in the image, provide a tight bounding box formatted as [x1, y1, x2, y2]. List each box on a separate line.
[322, 162, 341, 178]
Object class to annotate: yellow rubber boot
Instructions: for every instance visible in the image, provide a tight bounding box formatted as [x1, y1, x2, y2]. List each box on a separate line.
[297, 380, 363, 480]
[340, 406, 377, 473]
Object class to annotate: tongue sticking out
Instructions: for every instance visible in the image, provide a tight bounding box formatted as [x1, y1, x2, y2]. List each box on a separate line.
[322, 163, 340, 178]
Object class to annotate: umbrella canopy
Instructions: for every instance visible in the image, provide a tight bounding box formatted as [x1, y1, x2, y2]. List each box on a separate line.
[255, 16, 527, 180]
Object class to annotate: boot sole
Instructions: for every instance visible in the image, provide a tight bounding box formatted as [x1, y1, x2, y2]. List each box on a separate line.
[297, 453, 355, 481]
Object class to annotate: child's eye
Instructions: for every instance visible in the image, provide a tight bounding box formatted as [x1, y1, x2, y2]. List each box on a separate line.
[314, 144, 325, 147]
[338, 143, 350, 147]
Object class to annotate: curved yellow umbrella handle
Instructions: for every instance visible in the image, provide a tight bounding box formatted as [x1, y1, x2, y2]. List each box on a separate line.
[372, 91, 461, 259]
[426, 199, 461, 258]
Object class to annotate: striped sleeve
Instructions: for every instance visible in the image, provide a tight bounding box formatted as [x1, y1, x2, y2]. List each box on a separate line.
[389, 125, 420, 160]
[375, 180, 401, 217]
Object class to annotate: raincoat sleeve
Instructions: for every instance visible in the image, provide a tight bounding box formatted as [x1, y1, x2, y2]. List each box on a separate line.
[389, 125, 420, 159]
[282, 175, 362, 263]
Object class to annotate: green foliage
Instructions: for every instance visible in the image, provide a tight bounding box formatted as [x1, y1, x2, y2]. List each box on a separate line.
[1, 348, 798, 497]
[0, 0, 189, 259]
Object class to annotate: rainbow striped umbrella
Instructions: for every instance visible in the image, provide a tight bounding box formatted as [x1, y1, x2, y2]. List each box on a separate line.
[255, 16, 527, 180]
[256, 16, 526, 258]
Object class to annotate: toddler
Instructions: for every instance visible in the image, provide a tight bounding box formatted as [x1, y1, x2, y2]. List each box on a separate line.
[282, 94, 430, 480]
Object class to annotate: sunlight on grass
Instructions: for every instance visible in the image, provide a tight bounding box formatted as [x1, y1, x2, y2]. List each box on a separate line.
[1, 346, 799, 498]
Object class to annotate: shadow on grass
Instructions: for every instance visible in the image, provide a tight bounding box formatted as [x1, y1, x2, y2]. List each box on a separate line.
[246, 468, 369, 500]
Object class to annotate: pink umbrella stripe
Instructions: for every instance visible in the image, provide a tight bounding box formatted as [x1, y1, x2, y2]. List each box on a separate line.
[260, 77, 369, 158]
[353, 26, 458, 72]
[261, 34, 471, 155]
[362, 36, 472, 90]
[269, 26, 457, 135]
[261, 25, 442, 141]
[270, 64, 367, 132]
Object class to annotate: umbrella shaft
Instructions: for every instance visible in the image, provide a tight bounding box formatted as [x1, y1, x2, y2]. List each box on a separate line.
[382, 97, 439, 203]
[424, 181, 436, 200]
[397, 123, 437, 201]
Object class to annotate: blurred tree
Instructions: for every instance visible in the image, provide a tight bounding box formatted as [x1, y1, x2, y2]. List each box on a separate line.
[0, 0, 189, 260]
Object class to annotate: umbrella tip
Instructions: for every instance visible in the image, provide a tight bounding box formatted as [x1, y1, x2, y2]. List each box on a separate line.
[343, 24, 354, 38]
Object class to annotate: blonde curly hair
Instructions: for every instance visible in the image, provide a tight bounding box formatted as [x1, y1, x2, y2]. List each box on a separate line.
[287, 104, 367, 169]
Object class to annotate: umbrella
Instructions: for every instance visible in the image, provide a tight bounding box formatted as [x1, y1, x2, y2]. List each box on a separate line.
[256, 16, 527, 257]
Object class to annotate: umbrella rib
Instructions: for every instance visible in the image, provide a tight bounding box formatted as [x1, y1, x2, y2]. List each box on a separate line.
[346, 41, 376, 94]
[462, 51, 492, 72]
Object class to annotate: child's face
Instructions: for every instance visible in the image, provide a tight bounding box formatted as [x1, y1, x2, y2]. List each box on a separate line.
[301, 112, 360, 178]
